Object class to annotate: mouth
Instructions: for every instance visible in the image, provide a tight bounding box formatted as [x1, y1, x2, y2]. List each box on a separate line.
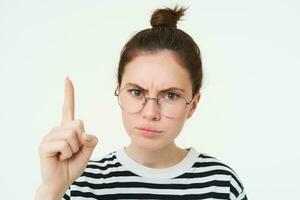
[136, 127, 162, 137]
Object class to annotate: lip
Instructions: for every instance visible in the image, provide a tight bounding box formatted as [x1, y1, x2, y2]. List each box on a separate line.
[136, 127, 162, 137]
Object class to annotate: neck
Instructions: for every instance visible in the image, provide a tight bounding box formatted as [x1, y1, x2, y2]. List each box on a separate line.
[124, 142, 188, 169]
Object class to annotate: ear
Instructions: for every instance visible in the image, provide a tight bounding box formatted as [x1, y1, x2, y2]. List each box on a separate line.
[186, 92, 201, 119]
[114, 81, 120, 96]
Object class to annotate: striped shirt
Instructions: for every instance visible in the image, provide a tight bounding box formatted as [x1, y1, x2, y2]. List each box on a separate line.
[63, 147, 247, 200]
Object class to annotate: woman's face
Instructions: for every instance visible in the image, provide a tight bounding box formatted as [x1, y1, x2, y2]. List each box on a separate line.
[118, 50, 200, 151]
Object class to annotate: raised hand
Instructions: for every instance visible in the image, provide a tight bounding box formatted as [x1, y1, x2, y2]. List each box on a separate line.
[36, 77, 98, 199]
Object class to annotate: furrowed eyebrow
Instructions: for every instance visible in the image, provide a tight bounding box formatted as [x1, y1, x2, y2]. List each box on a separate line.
[124, 83, 185, 94]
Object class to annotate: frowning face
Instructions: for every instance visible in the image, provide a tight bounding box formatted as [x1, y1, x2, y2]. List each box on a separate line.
[117, 50, 200, 151]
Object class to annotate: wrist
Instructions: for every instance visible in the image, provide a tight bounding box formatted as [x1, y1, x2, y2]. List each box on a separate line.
[35, 183, 65, 200]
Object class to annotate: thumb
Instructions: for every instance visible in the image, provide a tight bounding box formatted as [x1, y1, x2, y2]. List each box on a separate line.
[81, 132, 98, 157]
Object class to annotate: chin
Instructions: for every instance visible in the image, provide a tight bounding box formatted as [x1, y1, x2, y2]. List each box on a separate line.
[130, 136, 171, 152]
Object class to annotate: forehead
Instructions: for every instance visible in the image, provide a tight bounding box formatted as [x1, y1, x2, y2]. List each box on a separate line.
[122, 50, 192, 92]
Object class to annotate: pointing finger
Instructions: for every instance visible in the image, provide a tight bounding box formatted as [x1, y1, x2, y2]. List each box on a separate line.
[61, 77, 75, 125]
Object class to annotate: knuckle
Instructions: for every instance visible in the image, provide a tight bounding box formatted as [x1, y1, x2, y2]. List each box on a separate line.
[73, 145, 79, 153]
[94, 137, 99, 144]
[38, 141, 49, 155]
[50, 126, 60, 133]
[42, 132, 53, 142]
[65, 148, 72, 157]
[74, 119, 84, 129]
[61, 140, 69, 150]
[38, 142, 44, 152]
[66, 129, 77, 138]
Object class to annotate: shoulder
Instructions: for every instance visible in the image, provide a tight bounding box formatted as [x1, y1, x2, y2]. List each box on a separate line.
[194, 152, 247, 199]
[84, 151, 122, 173]
[79, 150, 136, 179]
[194, 152, 238, 175]
[87, 151, 119, 166]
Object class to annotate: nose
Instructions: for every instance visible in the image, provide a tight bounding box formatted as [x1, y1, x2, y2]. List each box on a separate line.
[141, 98, 161, 120]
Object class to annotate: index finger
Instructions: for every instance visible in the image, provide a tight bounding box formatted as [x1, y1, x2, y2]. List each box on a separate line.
[61, 77, 75, 125]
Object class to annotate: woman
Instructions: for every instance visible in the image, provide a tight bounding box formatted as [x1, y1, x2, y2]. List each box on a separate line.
[36, 6, 247, 200]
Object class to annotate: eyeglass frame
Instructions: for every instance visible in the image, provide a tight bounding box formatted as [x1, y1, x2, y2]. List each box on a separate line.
[114, 86, 195, 114]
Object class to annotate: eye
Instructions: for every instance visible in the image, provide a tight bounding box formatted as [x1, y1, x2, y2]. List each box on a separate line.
[163, 91, 180, 100]
[128, 88, 143, 97]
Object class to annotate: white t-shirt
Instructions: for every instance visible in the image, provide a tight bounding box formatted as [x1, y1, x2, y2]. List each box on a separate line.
[63, 147, 247, 200]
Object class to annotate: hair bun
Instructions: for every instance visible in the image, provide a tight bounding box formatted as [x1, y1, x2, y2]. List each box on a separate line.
[150, 5, 187, 28]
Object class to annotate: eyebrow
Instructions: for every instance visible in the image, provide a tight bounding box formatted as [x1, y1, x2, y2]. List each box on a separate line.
[124, 82, 186, 94]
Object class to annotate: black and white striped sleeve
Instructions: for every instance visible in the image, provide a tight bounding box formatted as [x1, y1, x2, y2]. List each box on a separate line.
[229, 172, 248, 200]
[62, 186, 70, 200]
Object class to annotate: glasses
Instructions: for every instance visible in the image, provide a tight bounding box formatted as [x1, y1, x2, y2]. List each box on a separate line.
[114, 86, 194, 118]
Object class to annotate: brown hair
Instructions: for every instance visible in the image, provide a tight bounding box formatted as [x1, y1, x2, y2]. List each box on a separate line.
[117, 5, 203, 97]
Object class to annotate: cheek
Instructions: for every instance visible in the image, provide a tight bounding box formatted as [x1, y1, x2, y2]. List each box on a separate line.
[164, 115, 186, 136]
[121, 111, 134, 135]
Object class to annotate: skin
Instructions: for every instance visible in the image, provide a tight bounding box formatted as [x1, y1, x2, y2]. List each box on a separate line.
[118, 50, 201, 168]
[35, 78, 98, 200]
[35, 50, 200, 199]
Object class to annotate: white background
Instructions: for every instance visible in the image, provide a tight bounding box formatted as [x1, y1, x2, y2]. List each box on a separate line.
[0, 0, 299, 199]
